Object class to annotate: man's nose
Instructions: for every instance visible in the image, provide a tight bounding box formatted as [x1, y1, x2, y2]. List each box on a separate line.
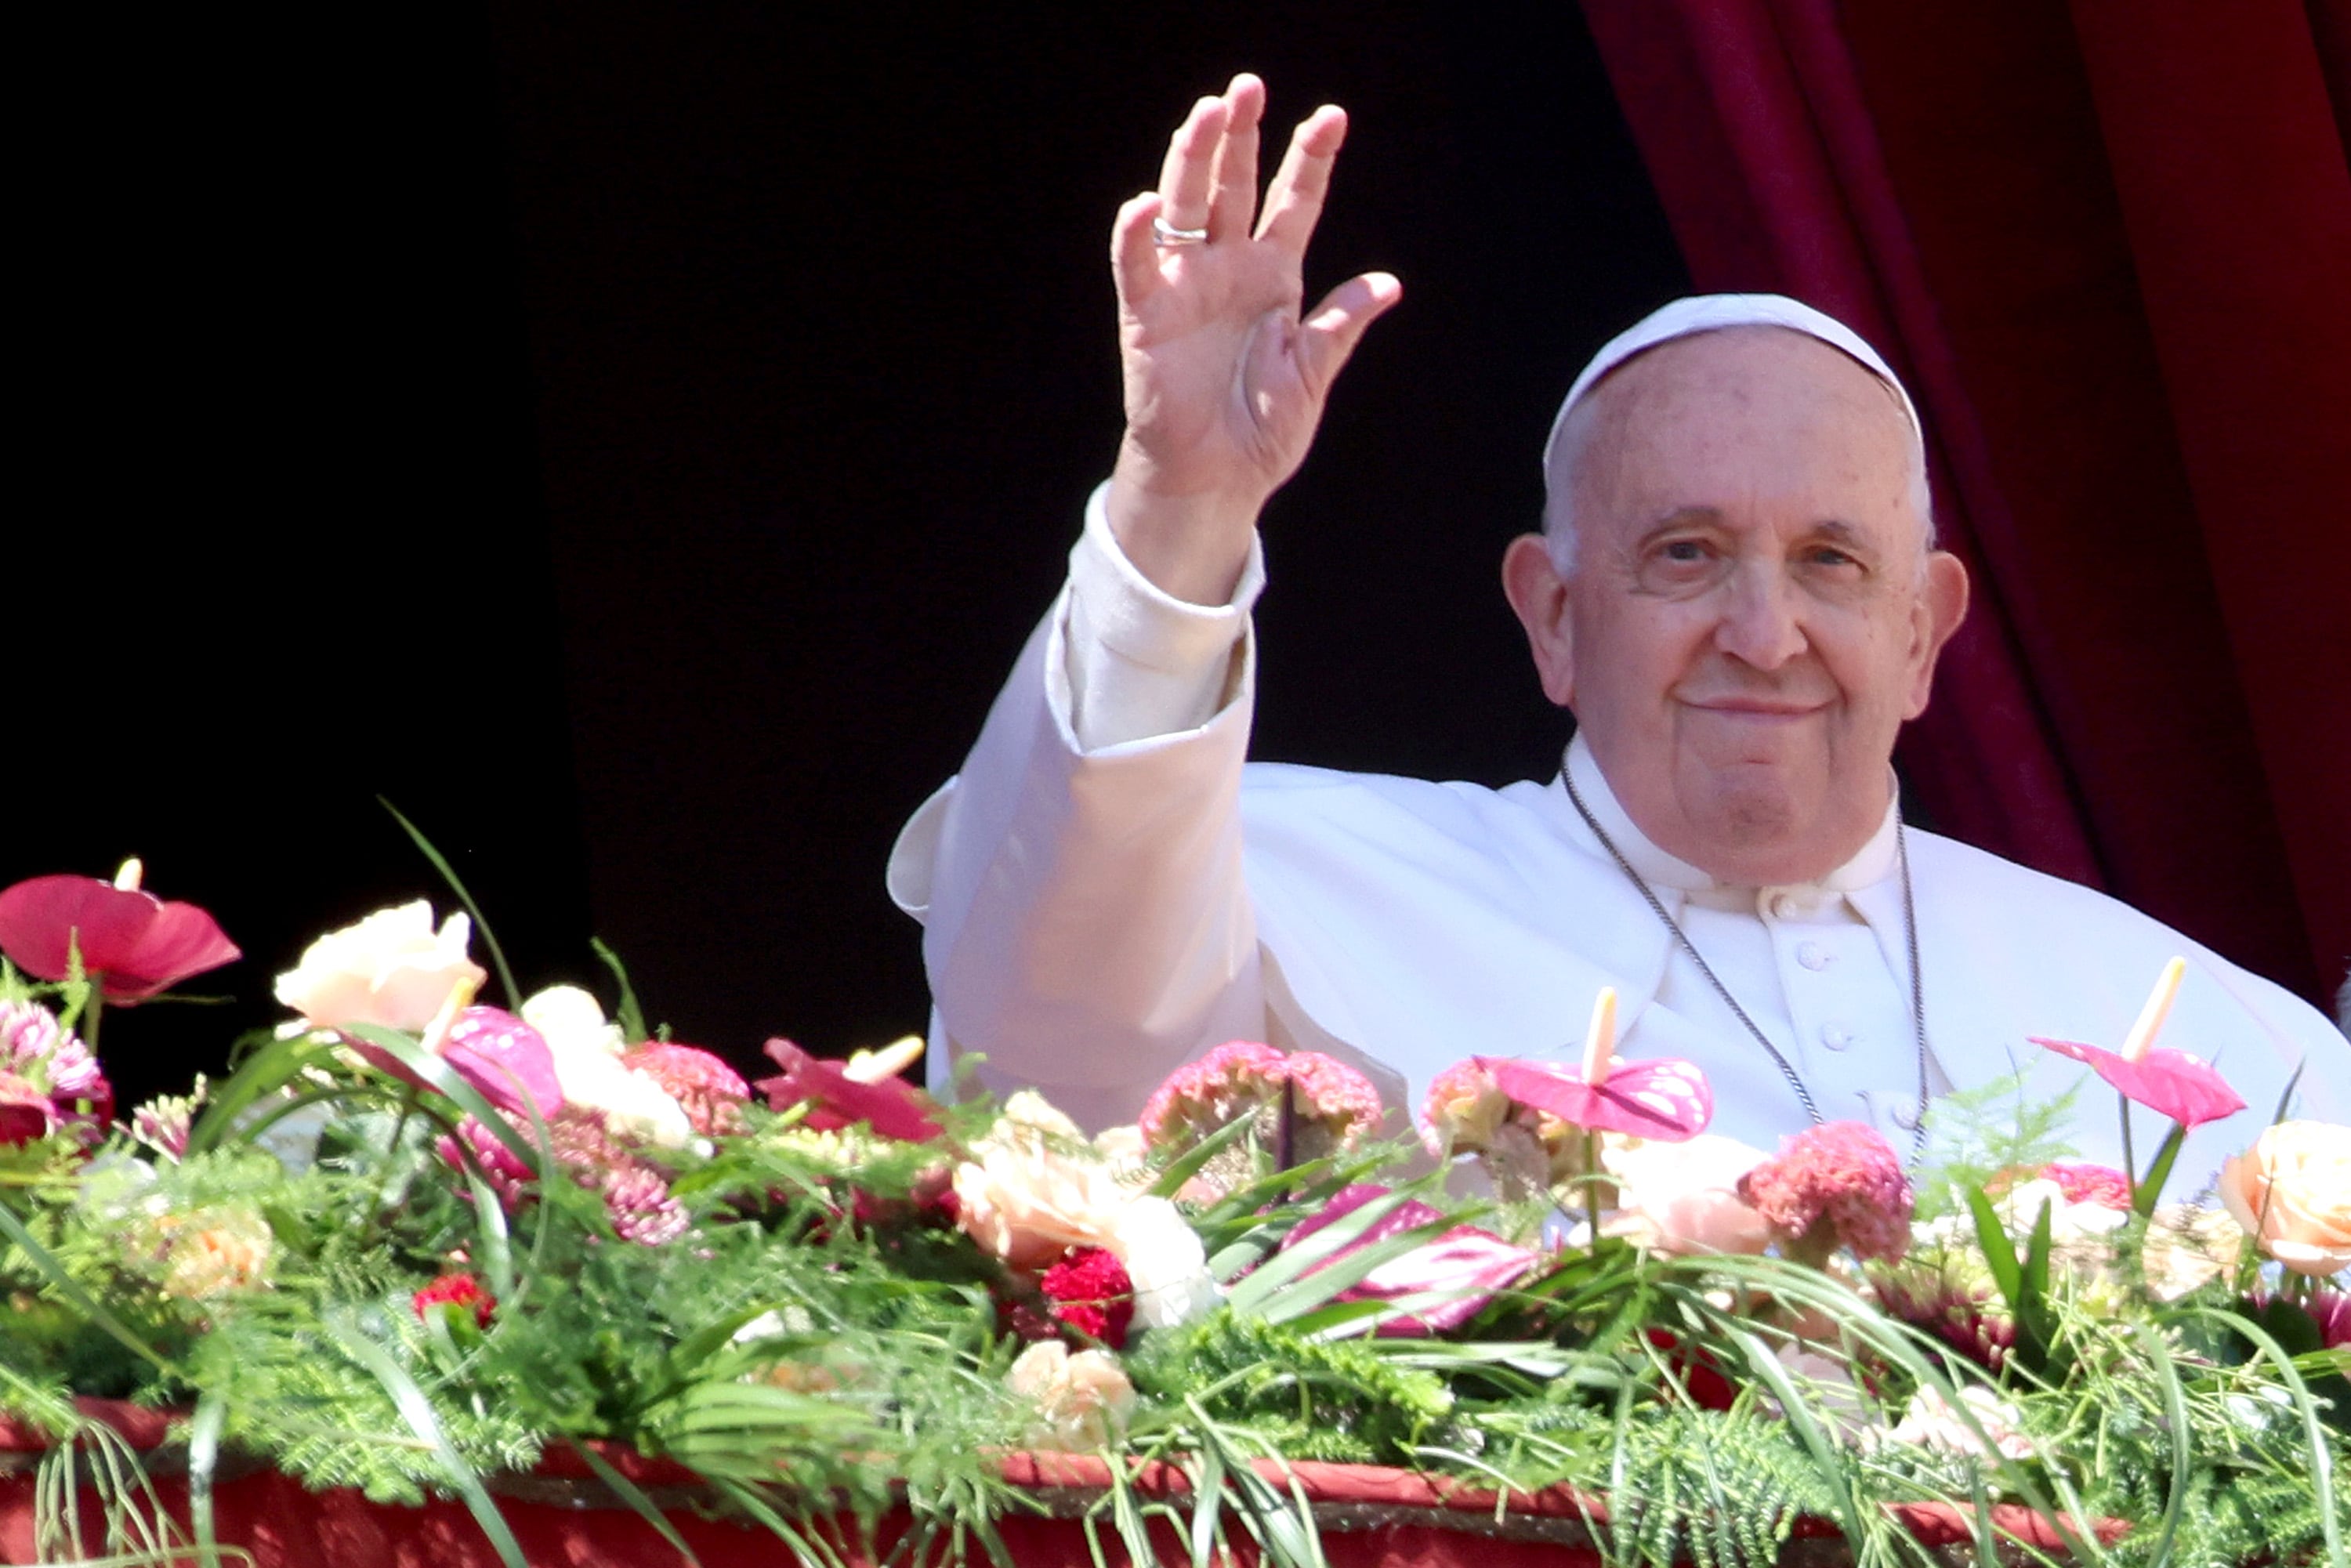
[1713, 565, 1807, 669]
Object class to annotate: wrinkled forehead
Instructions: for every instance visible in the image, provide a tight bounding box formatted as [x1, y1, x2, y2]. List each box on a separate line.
[1544, 295, 1923, 484]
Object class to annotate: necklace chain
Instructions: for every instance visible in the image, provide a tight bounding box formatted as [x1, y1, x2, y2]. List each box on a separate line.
[1559, 766, 1931, 1162]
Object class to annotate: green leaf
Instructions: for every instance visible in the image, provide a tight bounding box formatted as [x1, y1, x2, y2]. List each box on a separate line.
[590, 937, 648, 1046]
[327, 1311, 527, 1568]
[2134, 1121, 2188, 1218]
[0, 1204, 180, 1378]
[381, 796, 519, 1008]
[187, 1388, 228, 1568]
[566, 1437, 705, 1568]
[1145, 1112, 1259, 1201]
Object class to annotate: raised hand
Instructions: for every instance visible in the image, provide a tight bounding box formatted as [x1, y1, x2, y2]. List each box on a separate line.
[1107, 74, 1403, 604]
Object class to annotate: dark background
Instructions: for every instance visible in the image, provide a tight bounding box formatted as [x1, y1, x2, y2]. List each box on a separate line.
[17, 3, 1686, 1110]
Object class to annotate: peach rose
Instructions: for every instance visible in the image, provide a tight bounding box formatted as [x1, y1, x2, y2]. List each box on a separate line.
[1005, 1341, 1136, 1451]
[274, 901, 487, 1033]
[2219, 1121, 2351, 1278]
[1608, 1134, 1773, 1257]
[954, 1137, 1124, 1271]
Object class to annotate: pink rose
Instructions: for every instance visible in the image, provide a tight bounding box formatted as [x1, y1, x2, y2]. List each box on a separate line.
[1610, 1135, 1773, 1256]
[274, 901, 486, 1033]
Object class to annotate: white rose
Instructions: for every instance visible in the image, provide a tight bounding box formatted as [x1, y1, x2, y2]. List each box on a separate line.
[273, 902, 486, 1033]
[1888, 1385, 2034, 1461]
[514, 985, 690, 1146]
[520, 984, 627, 1059]
[1105, 1195, 1219, 1330]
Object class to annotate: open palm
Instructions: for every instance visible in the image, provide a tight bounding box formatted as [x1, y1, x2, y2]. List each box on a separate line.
[1107, 77, 1401, 603]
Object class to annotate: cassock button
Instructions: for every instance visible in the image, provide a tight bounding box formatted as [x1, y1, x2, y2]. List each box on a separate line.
[1797, 940, 1829, 971]
[1892, 1097, 1923, 1132]
[1820, 1025, 1854, 1052]
[1767, 891, 1800, 919]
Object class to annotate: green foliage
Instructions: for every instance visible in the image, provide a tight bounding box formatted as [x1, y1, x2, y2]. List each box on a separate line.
[1128, 1312, 1458, 1465]
[1912, 1066, 2084, 1222]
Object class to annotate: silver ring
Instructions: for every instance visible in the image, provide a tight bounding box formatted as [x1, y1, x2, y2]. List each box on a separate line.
[1151, 216, 1210, 248]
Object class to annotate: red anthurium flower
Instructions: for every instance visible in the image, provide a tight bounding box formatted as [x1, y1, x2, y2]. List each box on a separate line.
[0, 865, 240, 1003]
[1281, 1183, 1538, 1337]
[755, 1038, 943, 1142]
[2033, 956, 2245, 1130]
[0, 1071, 52, 1146]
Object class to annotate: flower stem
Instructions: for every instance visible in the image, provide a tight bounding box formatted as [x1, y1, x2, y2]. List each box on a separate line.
[1583, 1128, 1602, 1251]
[2117, 1095, 2138, 1211]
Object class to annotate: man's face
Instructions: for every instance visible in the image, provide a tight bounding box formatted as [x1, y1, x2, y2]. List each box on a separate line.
[1505, 328, 1968, 885]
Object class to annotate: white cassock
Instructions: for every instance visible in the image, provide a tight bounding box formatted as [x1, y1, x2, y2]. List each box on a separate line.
[891, 486, 2347, 1186]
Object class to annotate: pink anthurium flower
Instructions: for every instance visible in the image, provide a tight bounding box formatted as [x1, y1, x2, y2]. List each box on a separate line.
[437, 1006, 565, 1121]
[755, 1038, 944, 1143]
[1281, 1184, 1537, 1336]
[2031, 958, 2244, 1129]
[1477, 986, 1713, 1142]
[0, 861, 240, 1003]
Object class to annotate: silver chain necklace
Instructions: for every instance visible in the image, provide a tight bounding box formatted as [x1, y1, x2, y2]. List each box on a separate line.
[1559, 765, 1932, 1163]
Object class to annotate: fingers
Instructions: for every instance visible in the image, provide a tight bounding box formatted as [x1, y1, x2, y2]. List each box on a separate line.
[1110, 192, 1166, 310]
[1207, 74, 1265, 243]
[1255, 105, 1348, 257]
[1154, 93, 1227, 235]
[1297, 271, 1404, 393]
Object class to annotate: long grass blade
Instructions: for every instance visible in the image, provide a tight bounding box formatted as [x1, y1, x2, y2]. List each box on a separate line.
[326, 1311, 527, 1568]
[567, 1436, 705, 1568]
[381, 797, 519, 1007]
[0, 1204, 180, 1377]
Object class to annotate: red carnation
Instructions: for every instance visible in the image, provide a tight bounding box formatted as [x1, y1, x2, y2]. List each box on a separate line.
[413, 1273, 496, 1329]
[0, 868, 239, 1004]
[2038, 1162, 2132, 1211]
[1039, 1245, 1136, 1349]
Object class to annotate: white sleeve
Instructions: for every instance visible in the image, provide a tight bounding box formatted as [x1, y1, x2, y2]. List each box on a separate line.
[1065, 481, 1265, 747]
[885, 483, 1270, 1132]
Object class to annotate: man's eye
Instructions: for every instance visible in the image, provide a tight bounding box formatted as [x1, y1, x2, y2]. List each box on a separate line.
[1659, 540, 1708, 563]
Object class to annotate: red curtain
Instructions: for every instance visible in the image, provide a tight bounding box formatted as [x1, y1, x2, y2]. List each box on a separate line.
[1579, 0, 2351, 1005]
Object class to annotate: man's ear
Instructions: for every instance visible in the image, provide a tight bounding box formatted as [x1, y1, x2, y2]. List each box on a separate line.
[1502, 533, 1578, 709]
[1904, 549, 1970, 719]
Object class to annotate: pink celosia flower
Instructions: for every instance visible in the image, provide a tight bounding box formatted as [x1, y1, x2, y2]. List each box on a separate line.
[1281, 1184, 1536, 1336]
[1418, 1059, 1509, 1158]
[1040, 1245, 1136, 1347]
[623, 1041, 751, 1136]
[1138, 1041, 1383, 1195]
[0, 870, 240, 1003]
[2037, 1162, 2133, 1210]
[756, 1038, 942, 1142]
[413, 1272, 496, 1328]
[1737, 1121, 1914, 1266]
[1141, 1041, 1381, 1150]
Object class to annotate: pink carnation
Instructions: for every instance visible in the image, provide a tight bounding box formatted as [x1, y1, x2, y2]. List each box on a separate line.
[0, 1000, 112, 1146]
[1039, 1245, 1136, 1348]
[2038, 1162, 2132, 1211]
[1737, 1121, 1914, 1266]
[603, 1165, 689, 1245]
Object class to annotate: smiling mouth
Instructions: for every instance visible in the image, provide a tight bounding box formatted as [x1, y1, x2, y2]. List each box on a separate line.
[1684, 700, 1828, 719]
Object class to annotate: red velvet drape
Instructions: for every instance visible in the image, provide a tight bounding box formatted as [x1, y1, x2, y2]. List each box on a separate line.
[1579, 0, 2351, 1005]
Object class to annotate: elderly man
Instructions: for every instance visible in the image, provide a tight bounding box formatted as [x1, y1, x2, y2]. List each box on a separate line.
[888, 76, 2344, 1177]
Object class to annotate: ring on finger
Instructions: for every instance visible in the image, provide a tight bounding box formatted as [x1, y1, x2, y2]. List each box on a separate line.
[1151, 216, 1210, 248]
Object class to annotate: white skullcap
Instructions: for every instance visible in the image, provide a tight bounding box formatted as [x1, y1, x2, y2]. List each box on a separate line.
[1541, 293, 1922, 480]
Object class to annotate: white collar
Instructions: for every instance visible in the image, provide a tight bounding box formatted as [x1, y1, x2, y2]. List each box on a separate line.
[1556, 732, 1901, 895]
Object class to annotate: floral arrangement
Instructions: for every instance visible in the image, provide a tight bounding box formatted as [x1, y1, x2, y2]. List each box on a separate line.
[2, 861, 2346, 1567]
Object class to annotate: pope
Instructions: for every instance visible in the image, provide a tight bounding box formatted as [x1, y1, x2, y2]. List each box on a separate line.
[887, 74, 2346, 1179]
